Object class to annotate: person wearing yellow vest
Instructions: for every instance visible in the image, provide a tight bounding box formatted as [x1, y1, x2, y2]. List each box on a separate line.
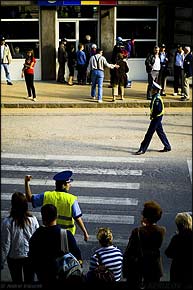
[24, 170, 89, 241]
[135, 81, 171, 155]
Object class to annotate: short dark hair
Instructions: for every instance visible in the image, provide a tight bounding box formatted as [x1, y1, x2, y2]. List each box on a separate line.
[41, 204, 57, 225]
[142, 200, 162, 223]
[96, 48, 103, 54]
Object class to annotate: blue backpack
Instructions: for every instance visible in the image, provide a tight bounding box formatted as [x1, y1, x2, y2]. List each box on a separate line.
[55, 229, 83, 281]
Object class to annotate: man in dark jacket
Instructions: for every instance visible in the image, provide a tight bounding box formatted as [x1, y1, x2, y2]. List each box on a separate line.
[135, 81, 171, 155]
[145, 46, 161, 100]
[28, 204, 83, 286]
[181, 46, 193, 101]
[57, 38, 68, 83]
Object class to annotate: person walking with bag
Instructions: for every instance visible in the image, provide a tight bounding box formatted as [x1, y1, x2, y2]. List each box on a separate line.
[21, 49, 37, 101]
[122, 200, 166, 288]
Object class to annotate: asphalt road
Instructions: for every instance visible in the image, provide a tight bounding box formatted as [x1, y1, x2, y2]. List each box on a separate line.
[1, 108, 192, 282]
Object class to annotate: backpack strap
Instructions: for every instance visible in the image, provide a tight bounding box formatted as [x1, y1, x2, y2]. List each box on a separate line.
[94, 55, 101, 70]
[60, 229, 69, 253]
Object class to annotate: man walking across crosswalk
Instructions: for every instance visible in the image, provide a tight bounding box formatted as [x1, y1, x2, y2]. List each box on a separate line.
[24, 170, 89, 241]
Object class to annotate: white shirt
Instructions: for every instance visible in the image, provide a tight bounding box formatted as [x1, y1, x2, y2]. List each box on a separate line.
[153, 55, 161, 71]
[1, 45, 5, 60]
[1, 216, 39, 267]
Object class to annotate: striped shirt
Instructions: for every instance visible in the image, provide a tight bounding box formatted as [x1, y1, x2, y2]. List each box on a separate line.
[89, 245, 123, 281]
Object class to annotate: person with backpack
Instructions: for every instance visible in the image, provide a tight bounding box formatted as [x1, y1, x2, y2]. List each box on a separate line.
[28, 204, 83, 287]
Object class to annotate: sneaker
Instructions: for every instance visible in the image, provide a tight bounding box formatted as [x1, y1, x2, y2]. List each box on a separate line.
[173, 93, 177, 96]
[25, 96, 33, 100]
[98, 100, 103, 103]
[7, 81, 13, 85]
[33, 98, 37, 102]
[92, 96, 96, 100]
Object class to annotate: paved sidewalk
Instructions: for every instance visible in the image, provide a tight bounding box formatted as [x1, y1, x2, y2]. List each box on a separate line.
[1, 80, 192, 108]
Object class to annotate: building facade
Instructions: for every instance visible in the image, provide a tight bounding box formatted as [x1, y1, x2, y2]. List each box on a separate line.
[1, 0, 192, 81]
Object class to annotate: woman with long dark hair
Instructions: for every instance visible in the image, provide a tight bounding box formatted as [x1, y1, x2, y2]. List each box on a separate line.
[1, 192, 39, 283]
[21, 48, 37, 101]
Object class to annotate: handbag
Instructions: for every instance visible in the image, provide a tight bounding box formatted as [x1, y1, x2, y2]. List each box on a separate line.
[91, 252, 115, 283]
[123, 228, 143, 278]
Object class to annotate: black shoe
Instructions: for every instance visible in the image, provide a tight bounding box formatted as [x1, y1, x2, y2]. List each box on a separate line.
[7, 82, 13, 85]
[135, 150, 145, 155]
[159, 148, 171, 152]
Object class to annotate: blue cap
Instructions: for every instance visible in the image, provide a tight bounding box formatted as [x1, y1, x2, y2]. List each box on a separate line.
[152, 81, 162, 90]
[53, 170, 73, 182]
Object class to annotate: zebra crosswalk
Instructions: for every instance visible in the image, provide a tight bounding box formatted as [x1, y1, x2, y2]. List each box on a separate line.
[1, 153, 144, 246]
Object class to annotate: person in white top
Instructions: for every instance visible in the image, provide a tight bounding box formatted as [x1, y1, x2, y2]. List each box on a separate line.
[145, 46, 161, 100]
[87, 48, 119, 103]
[0, 35, 13, 85]
[1, 192, 39, 283]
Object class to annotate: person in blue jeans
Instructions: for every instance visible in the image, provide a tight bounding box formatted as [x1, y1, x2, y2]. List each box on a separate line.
[87, 48, 119, 103]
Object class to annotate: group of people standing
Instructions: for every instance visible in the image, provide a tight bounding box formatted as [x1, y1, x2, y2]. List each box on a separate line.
[57, 35, 98, 86]
[56, 35, 131, 103]
[1, 170, 192, 288]
[145, 44, 193, 101]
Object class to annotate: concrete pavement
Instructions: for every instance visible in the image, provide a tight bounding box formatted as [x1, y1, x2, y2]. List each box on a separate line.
[1, 80, 192, 108]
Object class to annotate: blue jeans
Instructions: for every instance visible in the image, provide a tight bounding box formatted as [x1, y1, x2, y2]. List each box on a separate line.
[1, 63, 12, 82]
[91, 69, 104, 101]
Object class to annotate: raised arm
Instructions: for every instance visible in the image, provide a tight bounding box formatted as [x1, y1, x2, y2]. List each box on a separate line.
[24, 175, 33, 202]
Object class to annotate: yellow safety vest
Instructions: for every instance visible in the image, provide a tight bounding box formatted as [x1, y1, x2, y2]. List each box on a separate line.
[43, 191, 77, 235]
[150, 94, 164, 117]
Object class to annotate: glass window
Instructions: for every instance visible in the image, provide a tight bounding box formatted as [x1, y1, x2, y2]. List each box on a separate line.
[133, 41, 156, 58]
[59, 22, 76, 39]
[0, 5, 39, 19]
[57, 6, 98, 18]
[1, 21, 39, 40]
[7, 42, 40, 59]
[116, 6, 157, 18]
[79, 21, 98, 45]
[117, 21, 157, 40]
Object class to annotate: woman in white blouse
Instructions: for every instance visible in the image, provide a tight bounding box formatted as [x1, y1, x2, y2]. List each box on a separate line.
[1, 192, 39, 283]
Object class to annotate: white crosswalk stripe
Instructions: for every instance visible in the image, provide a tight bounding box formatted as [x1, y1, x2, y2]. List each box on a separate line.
[1, 178, 140, 190]
[1, 193, 138, 205]
[1, 165, 142, 176]
[1, 153, 145, 163]
[1, 211, 134, 225]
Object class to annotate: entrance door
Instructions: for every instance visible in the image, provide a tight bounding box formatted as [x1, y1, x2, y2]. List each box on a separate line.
[57, 19, 99, 81]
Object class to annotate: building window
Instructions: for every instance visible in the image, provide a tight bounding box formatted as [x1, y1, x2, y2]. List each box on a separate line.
[116, 6, 158, 58]
[57, 6, 99, 18]
[1, 5, 40, 58]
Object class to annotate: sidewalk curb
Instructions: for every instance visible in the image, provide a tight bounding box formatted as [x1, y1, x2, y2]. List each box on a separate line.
[1, 101, 192, 109]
